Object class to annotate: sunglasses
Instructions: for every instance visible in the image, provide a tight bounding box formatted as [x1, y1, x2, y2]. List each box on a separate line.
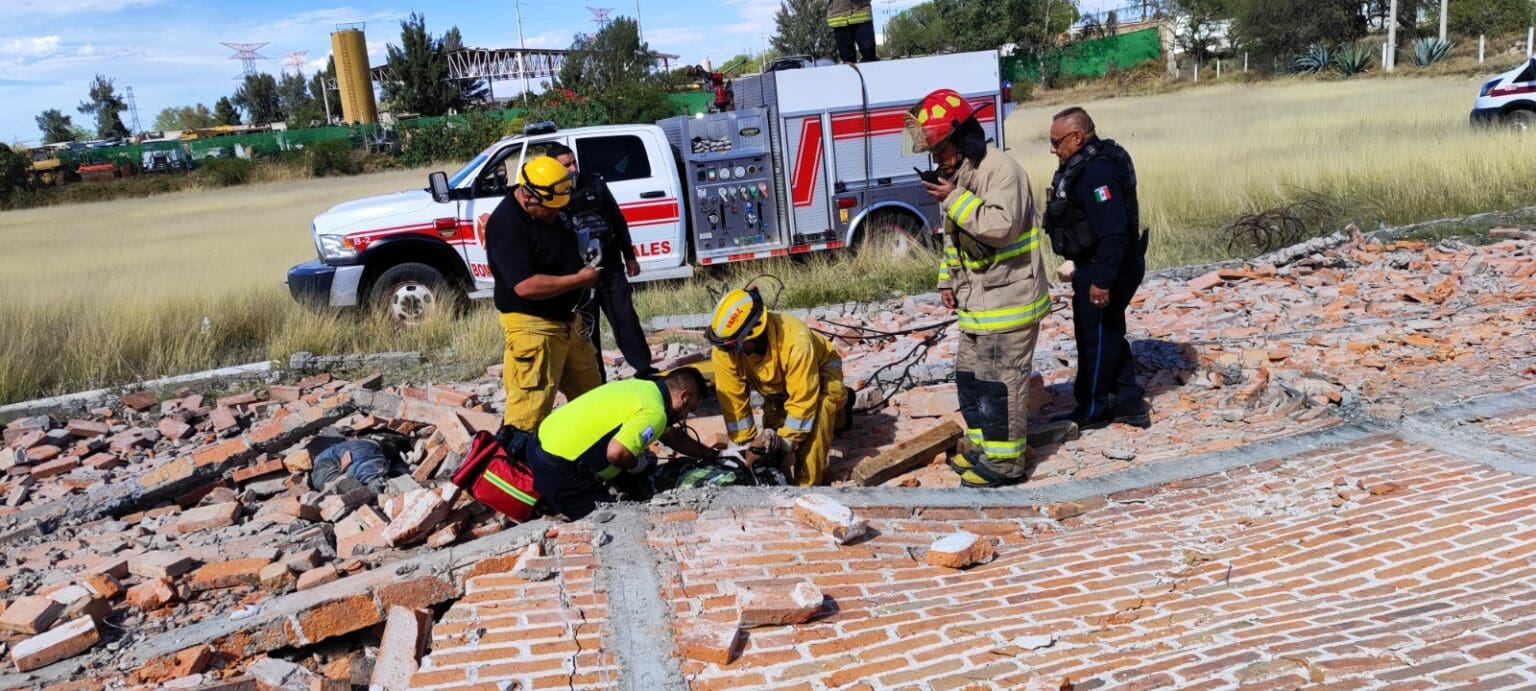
[1050, 131, 1080, 148]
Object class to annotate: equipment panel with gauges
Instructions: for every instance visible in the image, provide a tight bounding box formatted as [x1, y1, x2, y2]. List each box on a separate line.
[659, 109, 782, 260]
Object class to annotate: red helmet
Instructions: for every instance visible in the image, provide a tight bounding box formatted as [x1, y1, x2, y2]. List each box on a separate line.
[906, 89, 978, 153]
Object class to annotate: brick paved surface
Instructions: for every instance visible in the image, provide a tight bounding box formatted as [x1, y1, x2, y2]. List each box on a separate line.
[1483, 408, 1536, 440]
[411, 402, 1536, 690]
[412, 524, 617, 690]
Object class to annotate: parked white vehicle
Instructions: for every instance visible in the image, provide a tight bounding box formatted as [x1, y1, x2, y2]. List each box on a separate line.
[286, 51, 1013, 320]
[1471, 57, 1536, 129]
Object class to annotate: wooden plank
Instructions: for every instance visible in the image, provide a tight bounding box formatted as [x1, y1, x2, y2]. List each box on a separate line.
[850, 421, 963, 486]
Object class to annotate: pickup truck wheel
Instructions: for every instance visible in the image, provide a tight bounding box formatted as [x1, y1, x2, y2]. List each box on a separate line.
[861, 209, 938, 258]
[1503, 108, 1536, 131]
[370, 262, 452, 323]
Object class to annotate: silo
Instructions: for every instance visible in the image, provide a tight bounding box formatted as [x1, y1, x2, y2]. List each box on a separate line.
[331, 25, 378, 124]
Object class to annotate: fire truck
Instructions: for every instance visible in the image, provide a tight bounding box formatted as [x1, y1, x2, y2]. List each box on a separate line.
[286, 50, 1012, 320]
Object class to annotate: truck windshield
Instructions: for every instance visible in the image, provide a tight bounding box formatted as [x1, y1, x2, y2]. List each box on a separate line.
[448, 148, 488, 186]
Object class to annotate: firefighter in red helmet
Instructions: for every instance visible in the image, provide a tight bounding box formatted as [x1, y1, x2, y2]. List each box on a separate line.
[906, 88, 1055, 487]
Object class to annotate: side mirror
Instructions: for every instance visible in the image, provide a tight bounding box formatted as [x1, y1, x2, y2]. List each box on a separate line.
[428, 171, 451, 204]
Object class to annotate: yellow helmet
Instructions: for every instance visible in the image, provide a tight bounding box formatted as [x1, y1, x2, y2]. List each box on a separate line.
[519, 155, 575, 209]
[706, 288, 767, 351]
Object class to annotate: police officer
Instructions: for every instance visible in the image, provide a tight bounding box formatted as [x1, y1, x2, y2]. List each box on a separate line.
[1044, 107, 1151, 431]
[527, 367, 715, 520]
[547, 143, 657, 380]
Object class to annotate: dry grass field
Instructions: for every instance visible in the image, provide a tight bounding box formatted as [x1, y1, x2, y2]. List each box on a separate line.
[2, 73, 1533, 404]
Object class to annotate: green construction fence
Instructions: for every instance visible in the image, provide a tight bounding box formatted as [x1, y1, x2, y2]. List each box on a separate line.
[1004, 27, 1163, 83]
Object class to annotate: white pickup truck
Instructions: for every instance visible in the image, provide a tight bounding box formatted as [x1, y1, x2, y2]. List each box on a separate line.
[286, 51, 1011, 319]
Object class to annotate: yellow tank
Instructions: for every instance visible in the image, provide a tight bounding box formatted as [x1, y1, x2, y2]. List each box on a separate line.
[331, 27, 378, 124]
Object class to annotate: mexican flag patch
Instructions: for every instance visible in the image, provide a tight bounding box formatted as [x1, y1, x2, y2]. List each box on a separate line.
[1093, 186, 1113, 202]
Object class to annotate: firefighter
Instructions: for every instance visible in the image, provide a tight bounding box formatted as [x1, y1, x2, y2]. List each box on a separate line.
[546, 142, 657, 380]
[1044, 107, 1150, 430]
[706, 288, 851, 486]
[908, 88, 1051, 488]
[527, 367, 715, 520]
[828, 0, 877, 64]
[486, 155, 603, 432]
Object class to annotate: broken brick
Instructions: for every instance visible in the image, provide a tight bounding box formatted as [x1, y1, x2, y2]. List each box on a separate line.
[189, 557, 270, 591]
[11, 615, 99, 672]
[370, 606, 429, 689]
[926, 531, 995, 569]
[736, 581, 824, 628]
[677, 618, 742, 664]
[129, 551, 197, 579]
[126, 578, 177, 611]
[120, 390, 159, 412]
[382, 487, 450, 547]
[791, 494, 868, 544]
[0, 596, 63, 634]
[296, 566, 340, 591]
[172, 501, 241, 535]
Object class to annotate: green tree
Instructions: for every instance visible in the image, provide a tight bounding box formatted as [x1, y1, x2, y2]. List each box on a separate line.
[931, 0, 1079, 53]
[151, 104, 216, 131]
[772, 0, 837, 59]
[1231, 0, 1367, 64]
[278, 72, 324, 127]
[560, 17, 656, 91]
[442, 26, 488, 104]
[213, 96, 241, 126]
[884, 3, 953, 57]
[76, 74, 130, 139]
[307, 57, 339, 123]
[232, 73, 282, 125]
[1443, 0, 1536, 35]
[34, 109, 78, 145]
[0, 143, 28, 208]
[380, 12, 463, 115]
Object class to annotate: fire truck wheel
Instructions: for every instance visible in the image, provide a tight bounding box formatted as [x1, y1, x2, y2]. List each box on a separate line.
[370, 262, 452, 323]
[861, 208, 937, 258]
[1502, 108, 1536, 131]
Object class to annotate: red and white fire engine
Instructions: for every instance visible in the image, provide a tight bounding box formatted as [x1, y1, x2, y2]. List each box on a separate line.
[286, 50, 1012, 319]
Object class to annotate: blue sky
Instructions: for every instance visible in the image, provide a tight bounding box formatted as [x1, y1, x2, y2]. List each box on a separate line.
[0, 0, 1124, 146]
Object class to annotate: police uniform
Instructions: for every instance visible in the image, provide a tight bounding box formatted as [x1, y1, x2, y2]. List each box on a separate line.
[565, 170, 655, 379]
[527, 378, 672, 519]
[486, 191, 602, 432]
[1044, 138, 1148, 426]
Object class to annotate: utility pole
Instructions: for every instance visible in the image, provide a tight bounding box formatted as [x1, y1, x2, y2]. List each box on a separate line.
[1439, 0, 1448, 42]
[515, 0, 530, 98]
[635, 0, 644, 44]
[1387, 0, 1399, 72]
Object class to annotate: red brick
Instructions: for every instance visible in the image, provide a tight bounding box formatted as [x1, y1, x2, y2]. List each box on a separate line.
[172, 501, 240, 534]
[678, 619, 742, 665]
[29, 454, 80, 479]
[296, 566, 340, 591]
[926, 531, 995, 569]
[294, 593, 381, 644]
[0, 596, 62, 634]
[64, 419, 110, 438]
[209, 407, 240, 433]
[792, 495, 868, 544]
[189, 557, 270, 591]
[125, 578, 177, 611]
[11, 616, 98, 672]
[120, 390, 159, 411]
[378, 575, 457, 611]
[736, 581, 824, 628]
[192, 438, 251, 467]
[383, 487, 451, 547]
[372, 606, 429, 689]
[232, 458, 285, 483]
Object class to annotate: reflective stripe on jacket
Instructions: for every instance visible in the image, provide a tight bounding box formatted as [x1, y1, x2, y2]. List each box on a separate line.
[827, 0, 873, 26]
[935, 144, 1050, 335]
[712, 312, 839, 447]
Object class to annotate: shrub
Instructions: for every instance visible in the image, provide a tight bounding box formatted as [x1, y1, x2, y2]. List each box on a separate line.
[1332, 44, 1373, 76]
[399, 111, 512, 167]
[197, 157, 255, 187]
[1291, 44, 1332, 74]
[306, 139, 363, 177]
[1412, 37, 1452, 66]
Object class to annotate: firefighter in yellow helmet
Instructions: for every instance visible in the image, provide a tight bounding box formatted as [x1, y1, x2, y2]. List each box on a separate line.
[707, 287, 851, 486]
[486, 155, 603, 432]
[907, 88, 1053, 488]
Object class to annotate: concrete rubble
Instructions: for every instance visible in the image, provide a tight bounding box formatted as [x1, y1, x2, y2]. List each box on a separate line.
[0, 229, 1527, 687]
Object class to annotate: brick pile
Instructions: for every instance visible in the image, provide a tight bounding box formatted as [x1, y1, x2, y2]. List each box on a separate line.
[0, 231, 1529, 686]
[0, 374, 519, 686]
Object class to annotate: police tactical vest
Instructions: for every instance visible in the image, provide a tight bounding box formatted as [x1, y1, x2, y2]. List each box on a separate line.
[1043, 138, 1141, 261]
[561, 172, 612, 267]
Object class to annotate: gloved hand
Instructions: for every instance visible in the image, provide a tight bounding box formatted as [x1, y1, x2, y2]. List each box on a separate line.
[627, 452, 656, 475]
[753, 429, 792, 456]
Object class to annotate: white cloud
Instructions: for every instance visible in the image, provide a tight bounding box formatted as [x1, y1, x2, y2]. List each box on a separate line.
[0, 36, 64, 61]
[0, 0, 164, 19]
